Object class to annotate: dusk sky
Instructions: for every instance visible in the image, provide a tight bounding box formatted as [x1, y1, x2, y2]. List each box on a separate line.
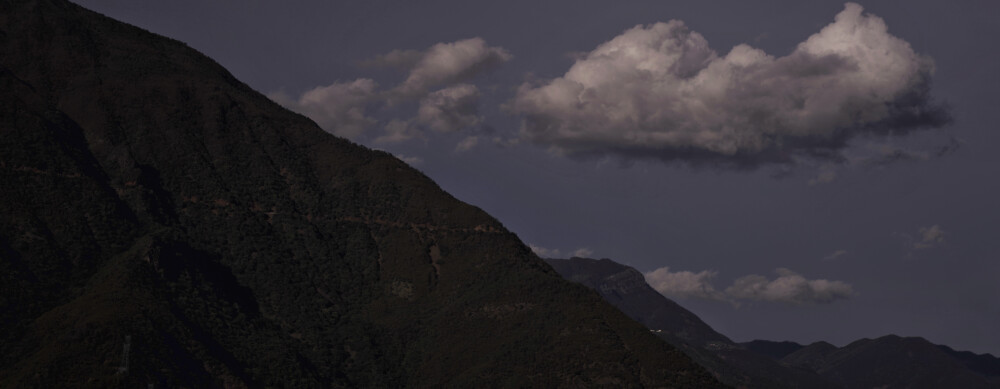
[72, 0, 1000, 355]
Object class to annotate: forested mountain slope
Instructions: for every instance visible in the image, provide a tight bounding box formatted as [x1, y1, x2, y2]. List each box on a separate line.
[0, 1, 722, 387]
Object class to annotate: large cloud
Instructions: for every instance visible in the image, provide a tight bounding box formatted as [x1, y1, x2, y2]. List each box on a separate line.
[512, 3, 949, 166]
[644, 266, 854, 305]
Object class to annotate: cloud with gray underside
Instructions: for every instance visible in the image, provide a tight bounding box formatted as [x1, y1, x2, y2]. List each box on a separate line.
[270, 37, 509, 141]
[644, 266, 854, 305]
[417, 84, 483, 133]
[512, 3, 950, 167]
[388, 38, 511, 99]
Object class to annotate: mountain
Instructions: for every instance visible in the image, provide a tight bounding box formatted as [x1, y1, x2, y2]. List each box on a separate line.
[740, 340, 808, 360]
[547, 257, 1000, 389]
[544, 257, 730, 347]
[936, 344, 1000, 380]
[545, 257, 835, 388]
[0, 0, 724, 387]
[746, 337, 1000, 388]
[771, 341, 839, 373]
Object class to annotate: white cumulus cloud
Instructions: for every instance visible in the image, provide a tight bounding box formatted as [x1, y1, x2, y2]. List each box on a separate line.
[511, 3, 947, 166]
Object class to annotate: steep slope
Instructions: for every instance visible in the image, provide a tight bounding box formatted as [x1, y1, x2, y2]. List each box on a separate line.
[0, 0, 723, 387]
[546, 257, 834, 388]
[545, 257, 730, 347]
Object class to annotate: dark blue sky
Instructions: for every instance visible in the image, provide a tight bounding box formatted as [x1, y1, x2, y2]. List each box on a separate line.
[73, 0, 1000, 355]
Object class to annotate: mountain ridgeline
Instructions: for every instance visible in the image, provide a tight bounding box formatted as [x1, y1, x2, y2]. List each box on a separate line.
[744, 337, 1000, 388]
[0, 0, 723, 387]
[546, 257, 1000, 389]
[545, 257, 837, 388]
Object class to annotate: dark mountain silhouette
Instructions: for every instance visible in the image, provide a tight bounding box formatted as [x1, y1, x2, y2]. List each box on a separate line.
[545, 257, 835, 388]
[547, 257, 1000, 389]
[0, 0, 723, 387]
[741, 340, 809, 360]
[770, 341, 839, 373]
[544, 257, 729, 347]
[746, 337, 1000, 388]
[935, 344, 1000, 380]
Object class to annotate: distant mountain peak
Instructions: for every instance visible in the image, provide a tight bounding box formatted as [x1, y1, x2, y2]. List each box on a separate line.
[546, 257, 839, 388]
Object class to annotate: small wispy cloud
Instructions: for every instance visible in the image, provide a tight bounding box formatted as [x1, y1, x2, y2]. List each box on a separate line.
[644, 266, 854, 305]
[393, 153, 424, 166]
[529, 245, 594, 259]
[529, 244, 561, 258]
[271, 38, 509, 142]
[725, 268, 855, 305]
[914, 224, 946, 249]
[823, 249, 848, 261]
[455, 136, 480, 152]
[375, 119, 424, 144]
[390, 37, 512, 99]
[894, 224, 948, 256]
[808, 168, 838, 186]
